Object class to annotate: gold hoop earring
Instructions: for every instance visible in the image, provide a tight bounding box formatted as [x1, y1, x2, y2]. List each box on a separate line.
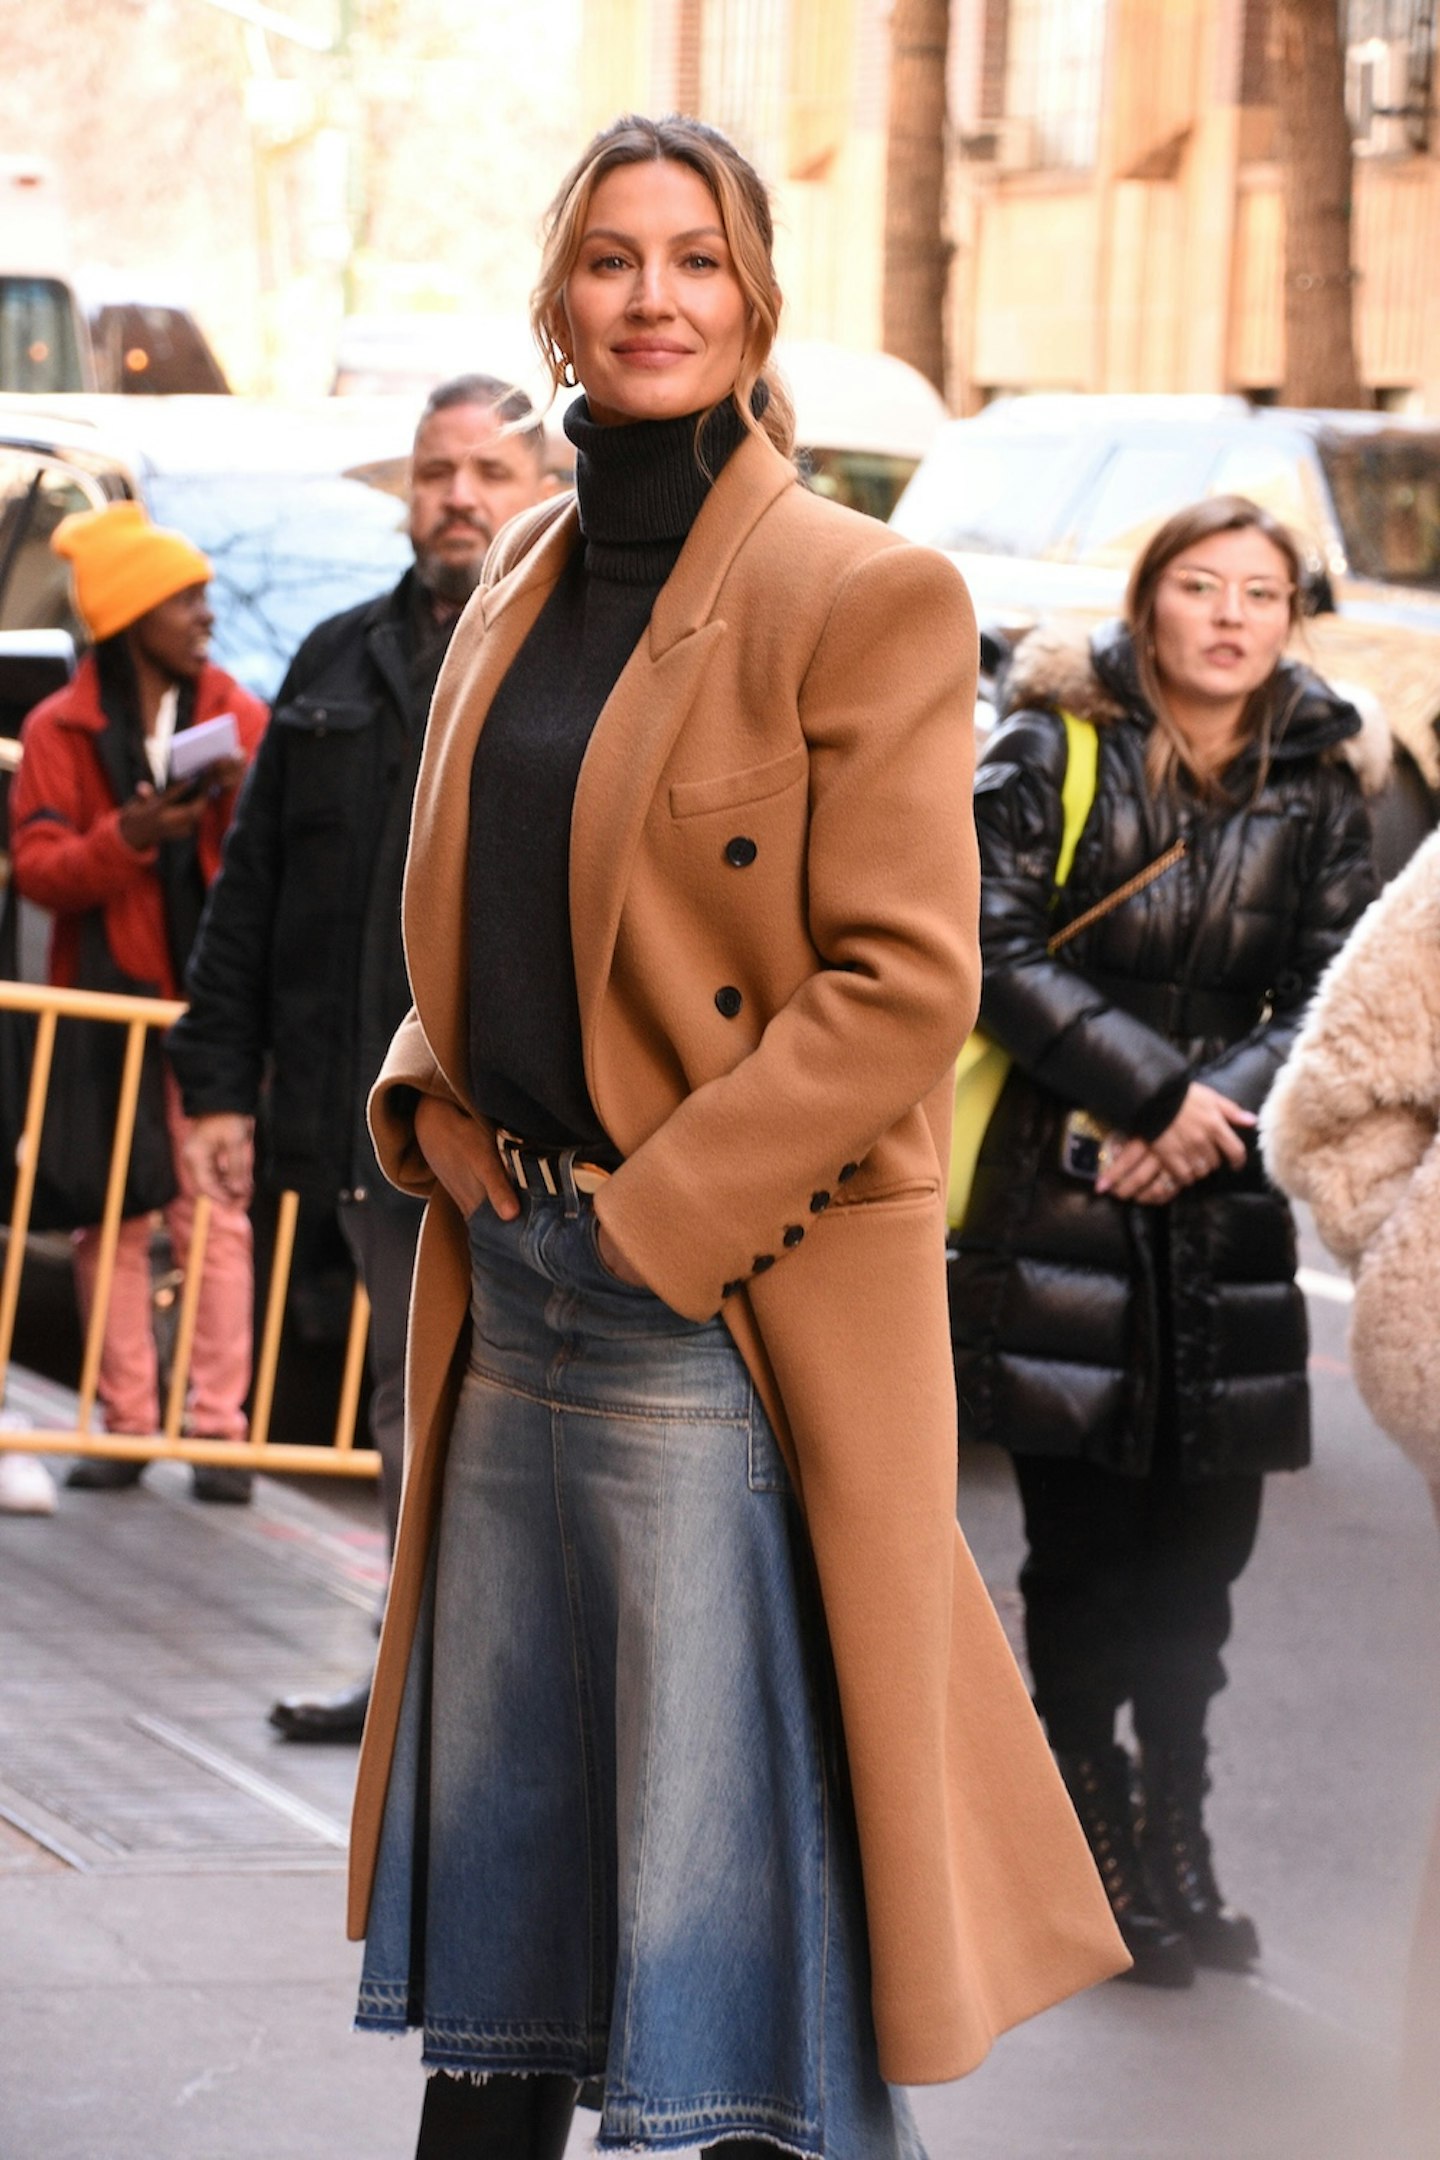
[560, 358, 578, 389]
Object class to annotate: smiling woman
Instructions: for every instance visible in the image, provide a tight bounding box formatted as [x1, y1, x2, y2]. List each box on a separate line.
[554, 160, 752, 425]
[348, 113, 1125, 2160]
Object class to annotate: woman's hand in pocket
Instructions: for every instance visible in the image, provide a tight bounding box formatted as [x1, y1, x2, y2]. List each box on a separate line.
[413, 1098, 518, 1221]
[595, 1217, 649, 1288]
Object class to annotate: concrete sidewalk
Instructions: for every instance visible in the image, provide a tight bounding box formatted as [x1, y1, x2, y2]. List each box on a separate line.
[2, 1252, 1438, 2160]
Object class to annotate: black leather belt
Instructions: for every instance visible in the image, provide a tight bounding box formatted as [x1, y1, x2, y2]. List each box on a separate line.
[1086, 975, 1268, 1042]
[495, 1129, 612, 1198]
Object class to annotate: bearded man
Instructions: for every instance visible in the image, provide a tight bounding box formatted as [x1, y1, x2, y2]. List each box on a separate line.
[170, 374, 554, 1737]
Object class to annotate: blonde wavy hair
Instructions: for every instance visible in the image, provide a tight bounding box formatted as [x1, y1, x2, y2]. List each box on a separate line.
[530, 113, 795, 459]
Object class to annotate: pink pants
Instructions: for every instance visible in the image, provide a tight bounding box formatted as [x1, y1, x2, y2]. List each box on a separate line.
[71, 1075, 253, 1440]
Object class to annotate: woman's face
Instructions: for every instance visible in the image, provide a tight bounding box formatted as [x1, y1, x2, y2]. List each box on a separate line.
[1149, 528, 1295, 712]
[560, 158, 751, 426]
[129, 582, 214, 682]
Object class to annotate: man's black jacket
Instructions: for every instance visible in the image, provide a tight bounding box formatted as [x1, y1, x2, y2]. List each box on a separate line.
[169, 571, 441, 1200]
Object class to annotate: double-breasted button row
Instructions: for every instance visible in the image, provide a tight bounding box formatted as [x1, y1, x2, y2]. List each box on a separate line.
[710, 838, 757, 1014]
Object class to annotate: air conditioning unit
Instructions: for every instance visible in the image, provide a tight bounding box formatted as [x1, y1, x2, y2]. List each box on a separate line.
[1347, 36, 1417, 157]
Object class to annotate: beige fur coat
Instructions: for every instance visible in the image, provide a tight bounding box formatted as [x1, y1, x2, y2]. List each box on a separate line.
[1262, 827, 1440, 1477]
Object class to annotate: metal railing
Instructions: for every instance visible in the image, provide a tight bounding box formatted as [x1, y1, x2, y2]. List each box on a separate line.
[0, 976, 379, 1478]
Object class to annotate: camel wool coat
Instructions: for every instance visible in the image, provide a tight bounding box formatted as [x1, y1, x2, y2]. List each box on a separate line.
[351, 428, 1127, 2084]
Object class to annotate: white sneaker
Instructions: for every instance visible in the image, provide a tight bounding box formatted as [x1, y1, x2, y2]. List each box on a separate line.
[0, 1452, 58, 1515]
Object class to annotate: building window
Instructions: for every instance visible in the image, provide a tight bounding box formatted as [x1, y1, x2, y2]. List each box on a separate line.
[1003, 0, 1108, 169]
[1345, 0, 1436, 155]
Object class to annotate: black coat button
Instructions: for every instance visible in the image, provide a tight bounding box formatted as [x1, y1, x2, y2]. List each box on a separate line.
[715, 986, 743, 1018]
[724, 835, 758, 867]
[782, 1225, 804, 1248]
[752, 1253, 775, 1273]
[809, 1190, 831, 1213]
[837, 1162, 859, 1182]
[722, 1279, 744, 1298]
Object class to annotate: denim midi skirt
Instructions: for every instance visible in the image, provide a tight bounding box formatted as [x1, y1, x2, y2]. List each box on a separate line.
[356, 1191, 923, 2160]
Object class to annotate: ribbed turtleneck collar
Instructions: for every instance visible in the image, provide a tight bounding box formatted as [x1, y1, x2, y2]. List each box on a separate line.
[564, 395, 749, 586]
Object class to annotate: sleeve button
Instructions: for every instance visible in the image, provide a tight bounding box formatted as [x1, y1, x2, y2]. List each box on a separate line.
[751, 1253, 775, 1273]
[721, 1279, 745, 1298]
[809, 1191, 831, 1213]
[837, 1162, 859, 1182]
[782, 1225, 804, 1248]
[724, 835, 758, 867]
[715, 986, 743, 1018]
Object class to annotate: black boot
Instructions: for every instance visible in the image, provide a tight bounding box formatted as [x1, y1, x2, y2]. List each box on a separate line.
[1056, 1747, 1195, 1988]
[1138, 1742, 1259, 1972]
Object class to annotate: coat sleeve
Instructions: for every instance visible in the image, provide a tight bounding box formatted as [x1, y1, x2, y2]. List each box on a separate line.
[167, 652, 314, 1117]
[1198, 759, 1377, 1116]
[368, 1008, 463, 1202]
[593, 543, 982, 1320]
[971, 709, 1192, 1140]
[10, 708, 155, 914]
[167, 713, 287, 1117]
[1261, 824, 1439, 1266]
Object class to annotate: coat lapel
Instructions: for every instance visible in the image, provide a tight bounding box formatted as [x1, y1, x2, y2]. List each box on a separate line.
[403, 430, 797, 1112]
[401, 502, 579, 1101]
[570, 431, 797, 1050]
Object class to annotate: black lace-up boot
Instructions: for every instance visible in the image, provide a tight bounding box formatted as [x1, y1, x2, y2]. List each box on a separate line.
[1138, 1742, 1260, 1971]
[1056, 1746, 1196, 1988]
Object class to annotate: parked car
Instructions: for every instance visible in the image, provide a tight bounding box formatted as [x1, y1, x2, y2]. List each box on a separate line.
[892, 393, 1440, 868]
[0, 393, 414, 700]
[82, 286, 231, 396]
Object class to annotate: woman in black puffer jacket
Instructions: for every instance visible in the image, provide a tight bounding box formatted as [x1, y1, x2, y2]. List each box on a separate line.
[950, 497, 1379, 1988]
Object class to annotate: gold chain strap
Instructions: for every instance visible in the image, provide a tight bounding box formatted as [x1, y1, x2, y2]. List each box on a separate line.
[1046, 838, 1188, 956]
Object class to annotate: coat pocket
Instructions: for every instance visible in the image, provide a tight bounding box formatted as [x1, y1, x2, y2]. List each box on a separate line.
[668, 743, 808, 821]
[273, 694, 375, 738]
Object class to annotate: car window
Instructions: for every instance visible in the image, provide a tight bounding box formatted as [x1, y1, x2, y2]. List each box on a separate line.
[1065, 440, 1222, 563]
[1209, 437, 1326, 555]
[889, 432, 1100, 555]
[144, 472, 413, 699]
[0, 453, 107, 637]
[89, 303, 230, 396]
[1316, 432, 1440, 591]
[799, 447, 919, 522]
[0, 277, 86, 392]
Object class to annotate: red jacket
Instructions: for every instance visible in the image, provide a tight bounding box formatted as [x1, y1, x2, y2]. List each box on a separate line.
[10, 656, 268, 999]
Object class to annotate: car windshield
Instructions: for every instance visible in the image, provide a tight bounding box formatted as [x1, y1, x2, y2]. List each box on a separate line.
[145, 471, 412, 698]
[1317, 431, 1440, 591]
[889, 431, 1100, 554]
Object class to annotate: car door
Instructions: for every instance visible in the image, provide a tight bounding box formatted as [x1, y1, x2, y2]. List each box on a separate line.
[0, 447, 127, 642]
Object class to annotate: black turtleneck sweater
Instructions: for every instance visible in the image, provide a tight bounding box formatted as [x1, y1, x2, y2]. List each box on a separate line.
[467, 396, 747, 1155]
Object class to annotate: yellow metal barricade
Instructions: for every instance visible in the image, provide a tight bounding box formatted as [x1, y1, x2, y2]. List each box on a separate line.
[0, 977, 380, 1479]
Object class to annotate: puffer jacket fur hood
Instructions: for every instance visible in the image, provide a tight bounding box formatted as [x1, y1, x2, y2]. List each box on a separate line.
[1001, 618, 1393, 796]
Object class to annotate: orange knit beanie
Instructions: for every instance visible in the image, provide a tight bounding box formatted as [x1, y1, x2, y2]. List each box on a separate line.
[51, 501, 212, 642]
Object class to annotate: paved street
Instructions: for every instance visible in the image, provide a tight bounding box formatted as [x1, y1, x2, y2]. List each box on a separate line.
[1, 1236, 1437, 2160]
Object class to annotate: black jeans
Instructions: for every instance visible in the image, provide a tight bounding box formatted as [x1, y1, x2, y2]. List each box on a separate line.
[1012, 1449, 1263, 1754]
